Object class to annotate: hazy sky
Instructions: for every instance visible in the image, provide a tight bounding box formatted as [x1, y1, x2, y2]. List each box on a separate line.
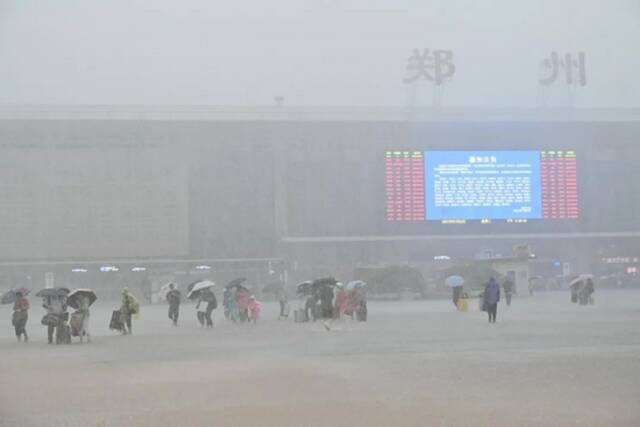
[1, 0, 638, 107]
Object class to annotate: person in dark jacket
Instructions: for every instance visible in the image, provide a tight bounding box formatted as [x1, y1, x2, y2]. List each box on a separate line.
[483, 277, 500, 323]
[200, 288, 217, 327]
[452, 286, 463, 308]
[319, 284, 334, 320]
[43, 295, 68, 344]
[502, 275, 515, 306]
[13, 291, 29, 342]
[166, 283, 181, 326]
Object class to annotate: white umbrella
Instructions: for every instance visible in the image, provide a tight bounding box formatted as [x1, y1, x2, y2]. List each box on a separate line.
[346, 280, 366, 291]
[187, 280, 216, 299]
[445, 275, 465, 288]
[67, 288, 97, 309]
[569, 274, 593, 287]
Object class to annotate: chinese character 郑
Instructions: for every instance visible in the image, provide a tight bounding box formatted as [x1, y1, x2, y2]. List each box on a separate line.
[404, 48, 456, 85]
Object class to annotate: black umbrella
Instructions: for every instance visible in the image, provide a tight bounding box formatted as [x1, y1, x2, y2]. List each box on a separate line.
[1, 287, 30, 305]
[67, 289, 97, 309]
[35, 287, 70, 298]
[312, 277, 338, 289]
[225, 277, 247, 289]
[235, 284, 250, 294]
[313, 277, 337, 286]
[296, 281, 313, 296]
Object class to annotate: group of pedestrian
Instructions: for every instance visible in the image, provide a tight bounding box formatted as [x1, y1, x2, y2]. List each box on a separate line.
[222, 285, 261, 324]
[449, 274, 516, 323]
[6, 287, 95, 344]
[298, 279, 367, 327]
[42, 293, 72, 344]
[570, 276, 595, 305]
[333, 283, 367, 321]
[163, 281, 263, 328]
[460, 271, 594, 324]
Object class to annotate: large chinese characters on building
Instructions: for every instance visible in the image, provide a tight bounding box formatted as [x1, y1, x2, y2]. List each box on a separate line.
[385, 150, 578, 222]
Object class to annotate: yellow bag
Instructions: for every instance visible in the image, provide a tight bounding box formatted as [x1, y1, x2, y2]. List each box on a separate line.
[131, 296, 140, 319]
[456, 298, 468, 312]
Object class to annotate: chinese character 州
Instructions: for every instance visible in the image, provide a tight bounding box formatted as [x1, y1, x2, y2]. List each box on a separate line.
[404, 48, 456, 85]
[539, 52, 586, 86]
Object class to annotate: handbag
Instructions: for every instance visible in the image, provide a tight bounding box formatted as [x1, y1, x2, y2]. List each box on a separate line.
[41, 313, 57, 326]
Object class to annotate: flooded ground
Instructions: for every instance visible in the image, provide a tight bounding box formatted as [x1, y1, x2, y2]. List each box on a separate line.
[1, 290, 639, 427]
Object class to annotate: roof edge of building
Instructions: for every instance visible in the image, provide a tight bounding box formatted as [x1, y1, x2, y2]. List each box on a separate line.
[0, 105, 639, 122]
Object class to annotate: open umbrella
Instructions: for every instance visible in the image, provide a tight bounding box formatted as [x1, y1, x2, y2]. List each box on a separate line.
[225, 277, 247, 289]
[346, 280, 366, 291]
[187, 280, 216, 300]
[313, 277, 337, 287]
[1, 287, 30, 305]
[185, 280, 200, 294]
[225, 278, 250, 295]
[67, 289, 97, 309]
[445, 275, 465, 288]
[569, 274, 593, 287]
[296, 281, 313, 296]
[35, 287, 70, 298]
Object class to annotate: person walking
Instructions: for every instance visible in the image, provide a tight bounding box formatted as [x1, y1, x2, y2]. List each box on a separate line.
[334, 285, 350, 320]
[77, 295, 92, 343]
[12, 291, 29, 342]
[120, 288, 139, 335]
[319, 284, 334, 320]
[483, 277, 500, 323]
[166, 283, 181, 326]
[502, 274, 515, 306]
[248, 295, 261, 324]
[275, 286, 289, 319]
[236, 288, 250, 323]
[196, 290, 215, 327]
[196, 295, 207, 327]
[225, 288, 239, 322]
[452, 286, 463, 309]
[352, 286, 368, 321]
[201, 288, 217, 328]
[43, 295, 67, 344]
[223, 288, 232, 320]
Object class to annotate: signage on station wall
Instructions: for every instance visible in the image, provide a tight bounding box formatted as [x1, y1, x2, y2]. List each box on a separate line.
[539, 52, 587, 86]
[403, 48, 456, 85]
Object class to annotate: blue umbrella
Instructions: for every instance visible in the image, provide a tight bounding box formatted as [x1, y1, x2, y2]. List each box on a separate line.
[445, 275, 465, 288]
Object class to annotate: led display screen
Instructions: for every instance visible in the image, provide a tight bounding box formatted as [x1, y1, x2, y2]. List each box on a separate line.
[385, 150, 577, 222]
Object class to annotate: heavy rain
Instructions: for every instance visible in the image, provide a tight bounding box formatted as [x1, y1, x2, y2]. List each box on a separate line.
[1, 1, 639, 426]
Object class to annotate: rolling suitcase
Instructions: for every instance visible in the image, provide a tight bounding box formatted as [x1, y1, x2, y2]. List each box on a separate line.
[109, 310, 124, 331]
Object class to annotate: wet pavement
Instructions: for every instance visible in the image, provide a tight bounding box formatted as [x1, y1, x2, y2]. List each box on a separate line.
[1, 289, 639, 426]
